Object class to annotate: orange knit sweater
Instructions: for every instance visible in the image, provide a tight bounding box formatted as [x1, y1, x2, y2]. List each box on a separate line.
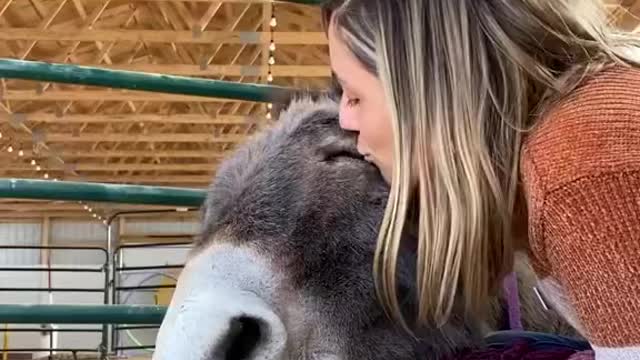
[520, 63, 640, 359]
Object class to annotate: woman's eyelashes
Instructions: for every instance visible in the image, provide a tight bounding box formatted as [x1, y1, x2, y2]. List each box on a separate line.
[345, 96, 360, 107]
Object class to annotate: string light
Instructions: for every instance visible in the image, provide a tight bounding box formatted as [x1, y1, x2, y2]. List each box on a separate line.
[79, 201, 104, 224]
[266, 3, 277, 120]
[1, 133, 95, 220]
[2, 134, 56, 182]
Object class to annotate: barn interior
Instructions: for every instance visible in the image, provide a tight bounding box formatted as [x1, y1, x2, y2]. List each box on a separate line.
[0, 0, 638, 359]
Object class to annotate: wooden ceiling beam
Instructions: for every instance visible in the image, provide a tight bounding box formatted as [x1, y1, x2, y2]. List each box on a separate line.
[0, 0, 13, 17]
[0, 212, 199, 220]
[0, 29, 327, 45]
[0, 203, 181, 211]
[0, 149, 231, 158]
[0, 162, 216, 171]
[615, 1, 640, 31]
[121, 0, 315, 2]
[10, 132, 246, 142]
[0, 113, 254, 124]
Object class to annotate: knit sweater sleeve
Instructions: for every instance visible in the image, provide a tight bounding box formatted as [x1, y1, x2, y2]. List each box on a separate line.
[520, 65, 640, 359]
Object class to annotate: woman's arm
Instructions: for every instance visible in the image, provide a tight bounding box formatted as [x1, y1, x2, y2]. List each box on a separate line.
[520, 65, 640, 359]
[538, 169, 640, 358]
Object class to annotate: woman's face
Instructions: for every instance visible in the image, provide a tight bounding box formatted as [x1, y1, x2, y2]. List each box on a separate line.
[327, 20, 394, 184]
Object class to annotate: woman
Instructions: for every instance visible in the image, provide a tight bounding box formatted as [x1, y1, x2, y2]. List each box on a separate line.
[320, 0, 640, 359]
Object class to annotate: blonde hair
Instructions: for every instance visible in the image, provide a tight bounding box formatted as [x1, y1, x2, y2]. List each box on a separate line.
[322, 0, 640, 330]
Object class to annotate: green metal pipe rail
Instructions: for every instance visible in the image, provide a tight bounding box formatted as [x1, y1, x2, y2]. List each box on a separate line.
[0, 179, 206, 206]
[0, 58, 296, 103]
[0, 305, 166, 325]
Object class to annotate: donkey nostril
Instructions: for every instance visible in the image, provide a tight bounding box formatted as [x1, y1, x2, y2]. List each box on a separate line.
[218, 316, 264, 360]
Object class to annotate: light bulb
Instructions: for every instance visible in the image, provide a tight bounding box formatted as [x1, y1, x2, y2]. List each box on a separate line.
[31, 160, 36, 166]
[268, 56, 275, 65]
[267, 103, 273, 110]
[267, 73, 273, 82]
[18, 150, 23, 157]
[83, 205, 88, 210]
[266, 112, 272, 120]
[269, 42, 276, 52]
[0, 132, 3, 139]
[43, 173, 49, 179]
[270, 16, 277, 28]
[93, 213, 97, 218]
[36, 165, 41, 171]
[7, 146, 13, 153]
[88, 208, 93, 212]
[53, 178, 58, 182]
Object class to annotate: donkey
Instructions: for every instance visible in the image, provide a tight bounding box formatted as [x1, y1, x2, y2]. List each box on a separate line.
[152, 94, 579, 360]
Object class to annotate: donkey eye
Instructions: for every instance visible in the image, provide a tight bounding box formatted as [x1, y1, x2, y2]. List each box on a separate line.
[321, 146, 364, 163]
[324, 150, 363, 162]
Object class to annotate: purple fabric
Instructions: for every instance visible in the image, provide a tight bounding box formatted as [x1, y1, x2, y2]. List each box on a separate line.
[502, 271, 523, 331]
[567, 350, 595, 360]
[449, 340, 580, 360]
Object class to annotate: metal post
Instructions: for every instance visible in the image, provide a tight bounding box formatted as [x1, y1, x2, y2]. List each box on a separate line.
[106, 219, 119, 357]
[101, 232, 111, 360]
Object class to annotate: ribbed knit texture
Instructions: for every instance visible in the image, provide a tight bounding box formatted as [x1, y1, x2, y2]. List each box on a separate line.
[520, 64, 640, 355]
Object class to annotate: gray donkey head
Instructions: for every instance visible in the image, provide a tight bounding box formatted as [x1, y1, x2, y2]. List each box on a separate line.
[152, 95, 489, 360]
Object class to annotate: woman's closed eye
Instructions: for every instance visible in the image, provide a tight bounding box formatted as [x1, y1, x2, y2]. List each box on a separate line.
[344, 95, 360, 107]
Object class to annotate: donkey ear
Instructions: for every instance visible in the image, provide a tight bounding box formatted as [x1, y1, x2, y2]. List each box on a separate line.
[270, 88, 334, 121]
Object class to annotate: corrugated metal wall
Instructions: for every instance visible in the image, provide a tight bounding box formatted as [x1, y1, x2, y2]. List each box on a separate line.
[0, 222, 41, 265]
[51, 220, 107, 244]
[123, 219, 199, 235]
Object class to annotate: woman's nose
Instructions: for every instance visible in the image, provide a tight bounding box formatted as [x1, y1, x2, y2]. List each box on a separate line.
[339, 99, 359, 131]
